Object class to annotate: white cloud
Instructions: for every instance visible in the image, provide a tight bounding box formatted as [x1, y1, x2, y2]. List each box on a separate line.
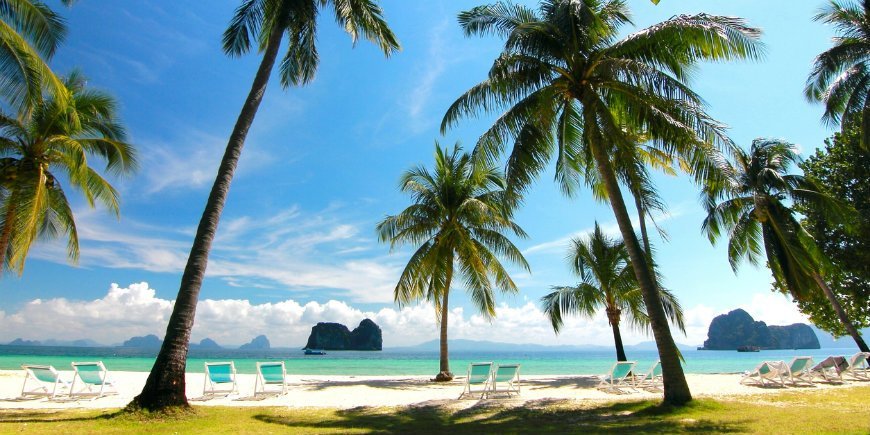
[30, 203, 402, 304]
[0, 282, 724, 348]
[739, 292, 808, 326]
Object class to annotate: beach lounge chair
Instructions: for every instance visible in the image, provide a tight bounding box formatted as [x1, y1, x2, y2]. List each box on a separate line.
[740, 361, 786, 387]
[70, 361, 117, 399]
[19, 365, 69, 399]
[843, 352, 870, 381]
[782, 356, 815, 386]
[634, 360, 663, 390]
[810, 356, 848, 383]
[458, 362, 492, 399]
[254, 361, 288, 396]
[488, 364, 521, 398]
[204, 361, 238, 397]
[597, 361, 637, 393]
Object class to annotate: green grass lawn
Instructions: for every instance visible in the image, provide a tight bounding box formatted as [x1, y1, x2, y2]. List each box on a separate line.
[0, 386, 867, 434]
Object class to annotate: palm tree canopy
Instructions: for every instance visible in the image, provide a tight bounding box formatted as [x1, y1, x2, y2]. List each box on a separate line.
[377, 143, 529, 319]
[441, 0, 762, 200]
[0, 70, 136, 274]
[0, 0, 71, 112]
[806, 0, 870, 148]
[702, 138, 853, 300]
[541, 222, 685, 334]
[222, 0, 399, 88]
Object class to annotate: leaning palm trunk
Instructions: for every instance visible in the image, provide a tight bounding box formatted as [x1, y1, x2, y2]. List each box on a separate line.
[130, 24, 286, 411]
[811, 273, 870, 352]
[590, 141, 692, 404]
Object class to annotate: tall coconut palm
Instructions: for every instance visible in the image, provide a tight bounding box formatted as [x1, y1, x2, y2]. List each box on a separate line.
[0, 0, 73, 112]
[541, 222, 685, 362]
[441, 0, 762, 405]
[377, 143, 529, 381]
[703, 138, 868, 352]
[131, 0, 399, 410]
[806, 0, 870, 149]
[0, 70, 136, 275]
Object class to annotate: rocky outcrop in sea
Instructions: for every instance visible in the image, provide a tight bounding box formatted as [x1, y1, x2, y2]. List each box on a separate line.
[701, 308, 820, 350]
[305, 319, 382, 351]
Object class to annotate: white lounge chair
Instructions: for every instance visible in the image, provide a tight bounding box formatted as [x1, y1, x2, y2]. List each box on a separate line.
[488, 364, 521, 398]
[459, 362, 492, 399]
[597, 361, 636, 393]
[254, 361, 287, 396]
[811, 356, 848, 383]
[782, 356, 814, 386]
[634, 360, 662, 390]
[20, 365, 69, 399]
[843, 352, 870, 381]
[203, 361, 238, 397]
[740, 361, 786, 387]
[70, 361, 117, 399]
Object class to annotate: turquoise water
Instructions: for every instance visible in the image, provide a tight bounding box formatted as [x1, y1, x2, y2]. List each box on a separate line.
[0, 345, 861, 375]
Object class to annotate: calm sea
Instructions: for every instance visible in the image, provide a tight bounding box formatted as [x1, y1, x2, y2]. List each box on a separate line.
[0, 345, 860, 376]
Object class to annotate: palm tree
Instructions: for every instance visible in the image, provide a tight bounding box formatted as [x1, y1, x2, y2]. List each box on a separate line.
[441, 0, 762, 405]
[130, 0, 399, 410]
[806, 0, 870, 149]
[0, 70, 136, 275]
[541, 223, 685, 361]
[0, 0, 73, 112]
[703, 138, 868, 352]
[377, 143, 529, 381]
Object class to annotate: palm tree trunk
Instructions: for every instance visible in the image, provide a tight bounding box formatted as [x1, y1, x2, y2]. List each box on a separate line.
[129, 19, 287, 411]
[0, 202, 16, 274]
[811, 272, 870, 352]
[589, 138, 692, 405]
[607, 308, 627, 362]
[436, 265, 454, 382]
[634, 195, 653, 260]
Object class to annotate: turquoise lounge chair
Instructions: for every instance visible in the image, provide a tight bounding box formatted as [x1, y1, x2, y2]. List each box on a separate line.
[740, 361, 786, 387]
[634, 360, 663, 390]
[489, 364, 521, 398]
[20, 365, 69, 399]
[597, 361, 637, 393]
[782, 357, 814, 386]
[843, 352, 870, 381]
[204, 361, 238, 397]
[254, 361, 287, 396]
[70, 361, 117, 399]
[459, 362, 492, 399]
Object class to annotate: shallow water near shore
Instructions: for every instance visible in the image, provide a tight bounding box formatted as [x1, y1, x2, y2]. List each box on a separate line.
[0, 345, 859, 375]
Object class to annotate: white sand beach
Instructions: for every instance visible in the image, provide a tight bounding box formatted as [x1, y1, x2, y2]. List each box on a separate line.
[0, 370, 865, 410]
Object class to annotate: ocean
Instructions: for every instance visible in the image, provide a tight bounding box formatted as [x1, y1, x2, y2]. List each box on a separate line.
[0, 345, 860, 376]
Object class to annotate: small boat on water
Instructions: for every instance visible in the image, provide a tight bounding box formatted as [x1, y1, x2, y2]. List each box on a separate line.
[737, 345, 760, 352]
[304, 349, 326, 355]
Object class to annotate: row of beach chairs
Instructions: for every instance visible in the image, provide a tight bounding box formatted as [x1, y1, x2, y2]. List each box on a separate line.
[597, 360, 663, 394]
[740, 352, 870, 387]
[202, 361, 288, 398]
[19, 360, 289, 401]
[458, 362, 521, 399]
[20, 362, 116, 400]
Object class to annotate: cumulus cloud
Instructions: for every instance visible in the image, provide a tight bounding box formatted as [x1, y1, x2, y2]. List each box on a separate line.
[0, 282, 732, 348]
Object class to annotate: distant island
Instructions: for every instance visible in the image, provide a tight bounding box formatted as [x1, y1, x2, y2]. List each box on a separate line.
[305, 319, 382, 351]
[700, 309, 820, 350]
[239, 335, 270, 350]
[122, 334, 162, 348]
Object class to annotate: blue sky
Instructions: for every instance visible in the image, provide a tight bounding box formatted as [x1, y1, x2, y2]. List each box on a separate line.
[0, 1, 843, 347]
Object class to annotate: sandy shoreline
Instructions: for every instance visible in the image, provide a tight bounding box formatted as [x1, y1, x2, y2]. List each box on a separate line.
[0, 369, 867, 410]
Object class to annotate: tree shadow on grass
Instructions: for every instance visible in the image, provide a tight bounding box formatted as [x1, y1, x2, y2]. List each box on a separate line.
[0, 409, 121, 424]
[253, 399, 750, 434]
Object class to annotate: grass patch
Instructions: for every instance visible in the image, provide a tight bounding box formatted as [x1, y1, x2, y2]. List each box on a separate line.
[0, 386, 867, 434]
